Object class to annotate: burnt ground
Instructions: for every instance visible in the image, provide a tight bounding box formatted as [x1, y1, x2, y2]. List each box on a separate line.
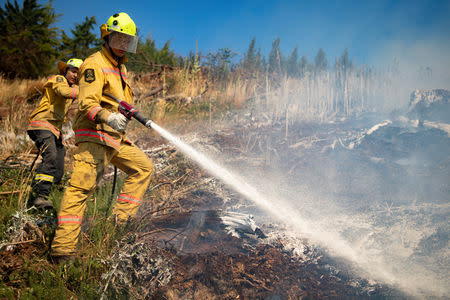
[101, 210, 395, 299]
[1, 111, 447, 299]
[98, 113, 440, 299]
[122, 110, 448, 299]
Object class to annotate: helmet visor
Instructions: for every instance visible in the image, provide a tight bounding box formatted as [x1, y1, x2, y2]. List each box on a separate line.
[109, 31, 138, 53]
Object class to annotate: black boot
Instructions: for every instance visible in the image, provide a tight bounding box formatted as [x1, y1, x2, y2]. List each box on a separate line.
[28, 193, 53, 209]
[50, 254, 75, 265]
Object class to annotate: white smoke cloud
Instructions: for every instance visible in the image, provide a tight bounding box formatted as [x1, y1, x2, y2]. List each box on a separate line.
[374, 38, 450, 89]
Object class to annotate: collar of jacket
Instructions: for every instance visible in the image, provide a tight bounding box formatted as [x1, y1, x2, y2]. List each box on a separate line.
[101, 46, 128, 67]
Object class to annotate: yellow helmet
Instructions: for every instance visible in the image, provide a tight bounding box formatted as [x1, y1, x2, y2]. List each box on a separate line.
[100, 12, 138, 53]
[58, 58, 83, 74]
[101, 12, 137, 39]
[67, 58, 83, 69]
[107, 12, 137, 36]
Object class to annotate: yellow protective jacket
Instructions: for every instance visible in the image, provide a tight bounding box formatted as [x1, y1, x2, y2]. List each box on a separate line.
[73, 47, 133, 150]
[28, 75, 78, 138]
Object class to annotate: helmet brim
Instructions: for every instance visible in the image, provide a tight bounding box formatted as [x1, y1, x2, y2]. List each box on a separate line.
[58, 61, 68, 75]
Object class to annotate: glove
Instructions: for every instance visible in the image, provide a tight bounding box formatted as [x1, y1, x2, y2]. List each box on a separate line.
[106, 113, 128, 133]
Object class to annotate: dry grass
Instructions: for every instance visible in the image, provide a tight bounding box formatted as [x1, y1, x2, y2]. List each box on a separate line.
[128, 69, 257, 133]
[0, 76, 43, 106]
[0, 70, 257, 159]
[167, 69, 206, 97]
[222, 74, 255, 107]
[249, 68, 400, 126]
[0, 65, 401, 160]
[0, 76, 42, 159]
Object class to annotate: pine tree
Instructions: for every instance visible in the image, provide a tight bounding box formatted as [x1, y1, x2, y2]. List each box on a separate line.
[268, 37, 282, 74]
[255, 47, 264, 73]
[242, 37, 257, 73]
[126, 37, 179, 72]
[286, 46, 299, 77]
[60, 16, 101, 60]
[0, 0, 59, 78]
[204, 48, 236, 82]
[298, 55, 308, 77]
[314, 48, 328, 73]
[157, 40, 177, 66]
[336, 48, 352, 72]
[218, 47, 235, 81]
[260, 53, 267, 73]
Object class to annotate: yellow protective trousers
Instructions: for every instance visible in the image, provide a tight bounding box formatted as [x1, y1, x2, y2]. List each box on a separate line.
[51, 141, 153, 255]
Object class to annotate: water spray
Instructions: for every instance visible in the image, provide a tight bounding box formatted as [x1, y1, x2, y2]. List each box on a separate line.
[103, 93, 446, 298]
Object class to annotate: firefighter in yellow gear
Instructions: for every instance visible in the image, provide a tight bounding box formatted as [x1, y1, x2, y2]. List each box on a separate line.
[51, 13, 153, 261]
[27, 58, 83, 209]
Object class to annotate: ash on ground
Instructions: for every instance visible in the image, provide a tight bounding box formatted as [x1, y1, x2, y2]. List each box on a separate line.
[100, 146, 403, 299]
[102, 89, 448, 298]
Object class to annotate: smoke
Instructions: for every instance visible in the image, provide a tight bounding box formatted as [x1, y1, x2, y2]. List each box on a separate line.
[157, 30, 449, 296]
[189, 53, 449, 296]
[216, 140, 449, 298]
[181, 126, 449, 298]
[372, 38, 450, 106]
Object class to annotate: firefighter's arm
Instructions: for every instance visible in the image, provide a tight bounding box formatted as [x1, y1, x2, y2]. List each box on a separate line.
[53, 75, 78, 100]
[78, 63, 111, 124]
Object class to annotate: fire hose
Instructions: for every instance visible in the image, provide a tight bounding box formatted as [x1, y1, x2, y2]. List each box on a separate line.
[102, 93, 154, 216]
[103, 93, 154, 128]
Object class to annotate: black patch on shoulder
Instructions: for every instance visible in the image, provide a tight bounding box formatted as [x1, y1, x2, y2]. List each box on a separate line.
[84, 69, 95, 83]
[56, 76, 64, 83]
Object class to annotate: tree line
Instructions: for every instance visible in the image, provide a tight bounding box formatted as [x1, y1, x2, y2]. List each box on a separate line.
[202, 38, 354, 83]
[0, 0, 354, 80]
[0, 0, 180, 78]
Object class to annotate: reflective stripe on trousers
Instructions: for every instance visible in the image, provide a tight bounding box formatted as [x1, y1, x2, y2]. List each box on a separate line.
[27, 130, 65, 197]
[35, 173, 54, 182]
[51, 141, 153, 255]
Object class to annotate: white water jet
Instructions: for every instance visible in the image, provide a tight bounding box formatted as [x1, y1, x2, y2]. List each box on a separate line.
[150, 122, 447, 298]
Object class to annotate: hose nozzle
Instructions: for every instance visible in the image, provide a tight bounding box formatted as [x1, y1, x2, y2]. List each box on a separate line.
[145, 120, 153, 129]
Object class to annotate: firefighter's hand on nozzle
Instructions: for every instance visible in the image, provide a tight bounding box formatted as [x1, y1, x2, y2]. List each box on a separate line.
[107, 112, 128, 133]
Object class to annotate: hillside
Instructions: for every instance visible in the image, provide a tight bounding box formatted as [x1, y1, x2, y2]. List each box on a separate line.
[0, 67, 449, 298]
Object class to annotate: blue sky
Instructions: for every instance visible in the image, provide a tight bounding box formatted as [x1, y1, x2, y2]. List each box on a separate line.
[12, 0, 450, 66]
